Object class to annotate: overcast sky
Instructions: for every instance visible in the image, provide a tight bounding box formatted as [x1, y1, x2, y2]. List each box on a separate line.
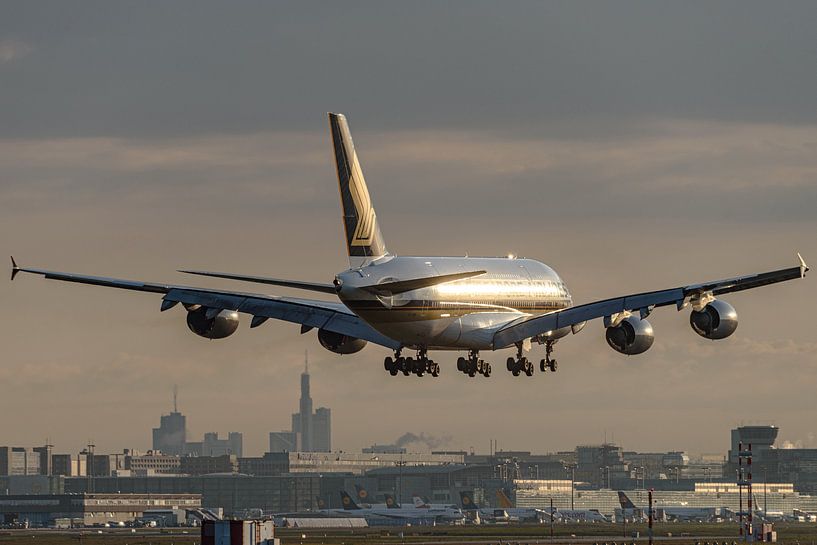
[1, 1, 816, 457]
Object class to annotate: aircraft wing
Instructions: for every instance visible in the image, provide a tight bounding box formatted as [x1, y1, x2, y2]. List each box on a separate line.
[492, 255, 808, 349]
[11, 260, 401, 349]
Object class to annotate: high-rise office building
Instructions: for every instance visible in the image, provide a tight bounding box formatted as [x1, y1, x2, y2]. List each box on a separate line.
[274, 352, 332, 452]
[152, 387, 187, 456]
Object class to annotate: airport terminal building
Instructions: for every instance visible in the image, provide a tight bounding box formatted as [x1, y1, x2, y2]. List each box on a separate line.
[0, 494, 201, 527]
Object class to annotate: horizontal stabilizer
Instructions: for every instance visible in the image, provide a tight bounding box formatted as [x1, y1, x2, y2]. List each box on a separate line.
[178, 269, 337, 294]
[361, 270, 486, 296]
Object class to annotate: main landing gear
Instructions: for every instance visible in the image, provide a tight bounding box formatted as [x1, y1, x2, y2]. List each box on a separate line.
[456, 350, 491, 378]
[384, 348, 440, 378]
[506, 340, 559, 376]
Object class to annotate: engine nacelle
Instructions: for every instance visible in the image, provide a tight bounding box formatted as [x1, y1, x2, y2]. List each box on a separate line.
[690, 299, 738, 340]
[317, 329, 368, 354]
[605, 315, 655, 355]
[186, 308, 240, 339]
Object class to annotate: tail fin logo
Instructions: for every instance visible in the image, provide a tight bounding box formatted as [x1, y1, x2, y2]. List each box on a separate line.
[459, 491, 477, 509]
[617, 491, 637, 509]
[496, 489, 514, 508]
[329, 113, 387, 266]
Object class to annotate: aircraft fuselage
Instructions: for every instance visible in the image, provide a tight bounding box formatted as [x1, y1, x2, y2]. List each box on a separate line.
[336, 256, 572, 349]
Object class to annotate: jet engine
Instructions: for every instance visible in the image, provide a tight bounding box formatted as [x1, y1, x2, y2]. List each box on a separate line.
[690, 299, 738, 340]
[605, 315, 655, 355]
[186, 308, 240, 339]
[317, 329, 368, 354]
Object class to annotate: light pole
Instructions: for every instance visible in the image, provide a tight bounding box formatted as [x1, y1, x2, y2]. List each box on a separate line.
[564, 463, 576, 510]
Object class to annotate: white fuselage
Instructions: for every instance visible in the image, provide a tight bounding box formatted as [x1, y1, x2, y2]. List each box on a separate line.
[336, 256, 572, 350]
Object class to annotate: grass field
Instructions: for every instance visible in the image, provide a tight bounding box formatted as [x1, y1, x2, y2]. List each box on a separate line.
[1, 523, 816, 545]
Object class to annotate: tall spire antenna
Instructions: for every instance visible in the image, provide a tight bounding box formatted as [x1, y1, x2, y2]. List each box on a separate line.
[304, 349, 308, 373]
[173, 384, 178, 413]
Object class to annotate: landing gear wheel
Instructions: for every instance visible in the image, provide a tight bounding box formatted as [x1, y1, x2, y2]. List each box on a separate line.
[483, 363, 492, 377]
[540, 359, 547, 372]
[457, 357, 466, 372]
[431, 363, 440, 377]
[402, 357, 412, 376]
[512, 369, 520, 377]
[548, 359, 558, 372]
[506, 357, 515, 372]
[384, 357, 394, 372]
[524, 359, 534, 376]
[389, 368, 398, 376]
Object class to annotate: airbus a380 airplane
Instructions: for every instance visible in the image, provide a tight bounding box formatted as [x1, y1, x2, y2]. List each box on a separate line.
[11, 114, 809, 379]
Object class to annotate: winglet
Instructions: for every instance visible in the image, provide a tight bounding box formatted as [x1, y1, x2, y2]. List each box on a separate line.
[10, 256, 20, 281]
[798, 252, 809, 278]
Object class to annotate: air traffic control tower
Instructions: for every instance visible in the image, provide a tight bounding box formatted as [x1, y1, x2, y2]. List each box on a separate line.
[728, 425, 778, 463]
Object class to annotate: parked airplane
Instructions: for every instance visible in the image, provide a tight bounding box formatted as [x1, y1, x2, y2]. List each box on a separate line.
[11, 113, 809, 378]
[617, 491, 719, 522]
[556, 508, 609, 523]
[330, 491, 463, 522]
[460, 491, 548, 523]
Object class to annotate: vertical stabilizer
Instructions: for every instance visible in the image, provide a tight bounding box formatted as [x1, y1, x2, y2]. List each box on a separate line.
[459, 491, 479, 510]
[328, 113, 388, 268]
[617, 491, 637, 509]
[496, 489, 514, 508]
[340, 490, 362, 510]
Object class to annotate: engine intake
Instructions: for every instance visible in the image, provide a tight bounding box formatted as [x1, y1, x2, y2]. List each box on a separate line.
[186, 308, 240, 339]
[690, 299, 738, 340]
[605, 315, 655, 355]
[318, 329, 367, 354]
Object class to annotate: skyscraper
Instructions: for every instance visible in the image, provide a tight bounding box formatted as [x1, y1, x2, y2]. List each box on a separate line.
[286, 352, 331, 452]
[292, 358, 314, 452]
[152, 386, 186, 456]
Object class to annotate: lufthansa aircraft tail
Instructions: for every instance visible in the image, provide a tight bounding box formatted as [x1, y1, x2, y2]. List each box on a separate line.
[329, 113, 388, 269]
[459, 491, 479, 510]
[617, 491, 637, 510]
[340, 490, 362, 510]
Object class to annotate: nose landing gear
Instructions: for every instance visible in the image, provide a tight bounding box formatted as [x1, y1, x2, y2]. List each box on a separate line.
[539, 340, 558, 373]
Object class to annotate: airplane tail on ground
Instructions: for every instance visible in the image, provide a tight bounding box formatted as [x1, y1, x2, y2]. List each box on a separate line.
[496, 489, 514, 509]
[384, 494, 400, 509]
[617, 491, 637, 510]
[328, 113, 388, 269]
[340, 490, 362, 510]
[459, 491, 479, 510]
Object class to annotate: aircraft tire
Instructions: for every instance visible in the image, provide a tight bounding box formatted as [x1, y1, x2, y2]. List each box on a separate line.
[384, 357, 394, 372]
[540, 359, 547, 372]
[389, 368, 399, 376]
[456, 357, 466, 371]
[506, 357, 514, 372]
[549, 359, 558, 372]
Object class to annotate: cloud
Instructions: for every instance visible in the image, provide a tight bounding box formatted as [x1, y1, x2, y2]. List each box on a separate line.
[0, 38, 32, 63]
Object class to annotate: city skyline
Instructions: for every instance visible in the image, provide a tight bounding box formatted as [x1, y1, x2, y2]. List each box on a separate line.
[1, 2, 815, 456]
